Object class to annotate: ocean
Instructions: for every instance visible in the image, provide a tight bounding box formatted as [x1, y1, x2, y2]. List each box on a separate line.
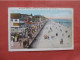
[52, 19, 72, 28]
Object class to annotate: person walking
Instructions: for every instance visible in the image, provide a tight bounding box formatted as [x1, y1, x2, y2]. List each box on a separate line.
[28, 32, 32, 40]
[11, 39, 14, 47]
[23, 31, 25, 38]
[44, 34, 46, 39]
[15, 36, 17, 42]
[19, 39, 22, 46]
[23, 39, 29, 48]
[12, 35, 15, 42]
[26, 30, 28, 38]
[23, 40, 27, 48]
[17, 35, 19, 42]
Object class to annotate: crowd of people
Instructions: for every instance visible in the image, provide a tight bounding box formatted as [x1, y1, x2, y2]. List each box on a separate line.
[10, 21, 47, 48]
[44, 25, 71, 45]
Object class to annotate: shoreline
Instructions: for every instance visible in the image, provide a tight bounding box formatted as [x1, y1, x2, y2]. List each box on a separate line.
[11, 19, 73, 49]
[31, 20, 73, 48]
[51, 19, 72, 28]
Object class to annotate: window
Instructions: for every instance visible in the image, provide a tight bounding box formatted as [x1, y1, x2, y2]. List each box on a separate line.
[15, 19, 17, 21]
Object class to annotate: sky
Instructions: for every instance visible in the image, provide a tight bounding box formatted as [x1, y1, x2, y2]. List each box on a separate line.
[10, 8, 73, 19]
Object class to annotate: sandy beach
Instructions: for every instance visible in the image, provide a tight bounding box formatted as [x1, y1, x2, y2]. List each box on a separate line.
[31, 19, 73, 49]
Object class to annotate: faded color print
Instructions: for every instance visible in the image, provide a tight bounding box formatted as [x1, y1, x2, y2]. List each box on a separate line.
[8, 8, 73, 51]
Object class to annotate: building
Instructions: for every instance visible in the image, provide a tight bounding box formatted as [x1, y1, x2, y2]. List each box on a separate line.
[10, 13, 33, 33]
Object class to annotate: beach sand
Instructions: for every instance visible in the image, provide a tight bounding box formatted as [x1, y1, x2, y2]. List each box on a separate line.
[31, 20, 73, 49]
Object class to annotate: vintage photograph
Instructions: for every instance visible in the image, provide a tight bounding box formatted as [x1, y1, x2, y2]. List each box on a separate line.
[8, 8, 73, 51]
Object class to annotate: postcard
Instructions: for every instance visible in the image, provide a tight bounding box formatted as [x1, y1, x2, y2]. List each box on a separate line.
[8, 7, 74, 51]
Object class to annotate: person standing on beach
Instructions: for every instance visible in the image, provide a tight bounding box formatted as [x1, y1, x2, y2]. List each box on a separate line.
[68, 35, 70, 38]
[44, 34, 46, 39]
[56, 33, 58, 36]
[47, 36, 49, 39]
[60, 39, 63, 44]
[50, 27, 52, 31]
[51, 36, 54, 39]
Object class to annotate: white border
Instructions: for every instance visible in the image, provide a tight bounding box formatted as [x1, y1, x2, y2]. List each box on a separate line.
[8, 7, 74, 51]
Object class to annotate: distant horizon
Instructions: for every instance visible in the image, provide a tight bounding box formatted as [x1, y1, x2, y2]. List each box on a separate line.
[48, 17, 72, 20]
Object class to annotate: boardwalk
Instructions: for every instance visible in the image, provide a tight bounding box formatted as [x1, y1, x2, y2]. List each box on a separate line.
[11, 20, 72, 49]
[11, 21, 47, 49]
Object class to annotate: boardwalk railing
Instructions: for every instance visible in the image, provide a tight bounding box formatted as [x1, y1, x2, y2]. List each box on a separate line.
[28, 21, 48, 48]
